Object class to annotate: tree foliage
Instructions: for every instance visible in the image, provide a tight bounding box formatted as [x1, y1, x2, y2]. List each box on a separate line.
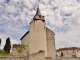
[13, 44, 27, 54]
[4, 37, 11, 54]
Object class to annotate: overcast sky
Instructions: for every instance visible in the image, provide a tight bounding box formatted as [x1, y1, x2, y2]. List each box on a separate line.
[0, 0, 80, 50]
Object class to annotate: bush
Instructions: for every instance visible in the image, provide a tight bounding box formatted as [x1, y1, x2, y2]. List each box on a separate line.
[13, 44, 27, 54]
[0, 49, 8, 54]
[13, 54, 21, 56]
[0, 54, 12, 56]
[0, 49, 21, 56]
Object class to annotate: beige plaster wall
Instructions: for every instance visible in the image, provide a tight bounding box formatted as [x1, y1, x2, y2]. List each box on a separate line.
[57, 50, 76, 57]
[76, 50, 80, 58]
[46, 28, 56, 59]
[21, 32, 30, 56]
[29, 20, 47, 57]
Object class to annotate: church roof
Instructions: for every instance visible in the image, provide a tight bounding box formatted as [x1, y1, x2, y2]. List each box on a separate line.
[20, 27, 55, 40]
[46, 27, 55, 35]
[36, 5, 41, 15]
[20, 31, 29, 40]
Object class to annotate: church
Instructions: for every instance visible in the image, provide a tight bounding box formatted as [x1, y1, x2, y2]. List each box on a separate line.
[13, 6, 56, 59]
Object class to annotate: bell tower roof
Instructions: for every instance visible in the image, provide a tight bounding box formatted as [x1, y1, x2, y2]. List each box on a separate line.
[33, 5, 45, 21]
[36, 5, 41, 15]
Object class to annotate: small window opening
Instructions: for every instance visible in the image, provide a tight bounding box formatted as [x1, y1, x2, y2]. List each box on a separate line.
[39, 15, 41, 18]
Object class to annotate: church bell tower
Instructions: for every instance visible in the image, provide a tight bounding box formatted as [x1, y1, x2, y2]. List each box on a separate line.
[33, 6, 45, 22]
[29, 6, 47, 57]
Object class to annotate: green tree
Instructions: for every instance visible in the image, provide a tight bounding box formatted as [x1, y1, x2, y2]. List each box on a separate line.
[4, 37, 11, 54]
[13, 44, 27, 54]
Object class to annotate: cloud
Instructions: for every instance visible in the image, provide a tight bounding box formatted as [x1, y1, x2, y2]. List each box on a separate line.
[0, 0, 5, 3]
[41, 0, 49, 4]
[0, 0, 80, 50]
[0, 33, 20, 50]
[5, 4, 16, 13]
[10, 0, 20, 3]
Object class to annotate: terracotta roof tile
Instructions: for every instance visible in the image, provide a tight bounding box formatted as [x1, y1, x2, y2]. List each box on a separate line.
[57, 47, 80, 51]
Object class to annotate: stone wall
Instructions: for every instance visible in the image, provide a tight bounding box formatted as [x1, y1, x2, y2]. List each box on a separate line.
[46, 27, 56, 59]
[0, 51, 66, 60]
[56, 57, 66, 60]
[45, 57, 66, 60]
[21, 32, 30, 56]
[0, 51, 45, 60]
[12, 46, 19, 55]
[45, 57, 53, 60]
[0, 56, 28, 60]
[28, 51, 45, 60]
